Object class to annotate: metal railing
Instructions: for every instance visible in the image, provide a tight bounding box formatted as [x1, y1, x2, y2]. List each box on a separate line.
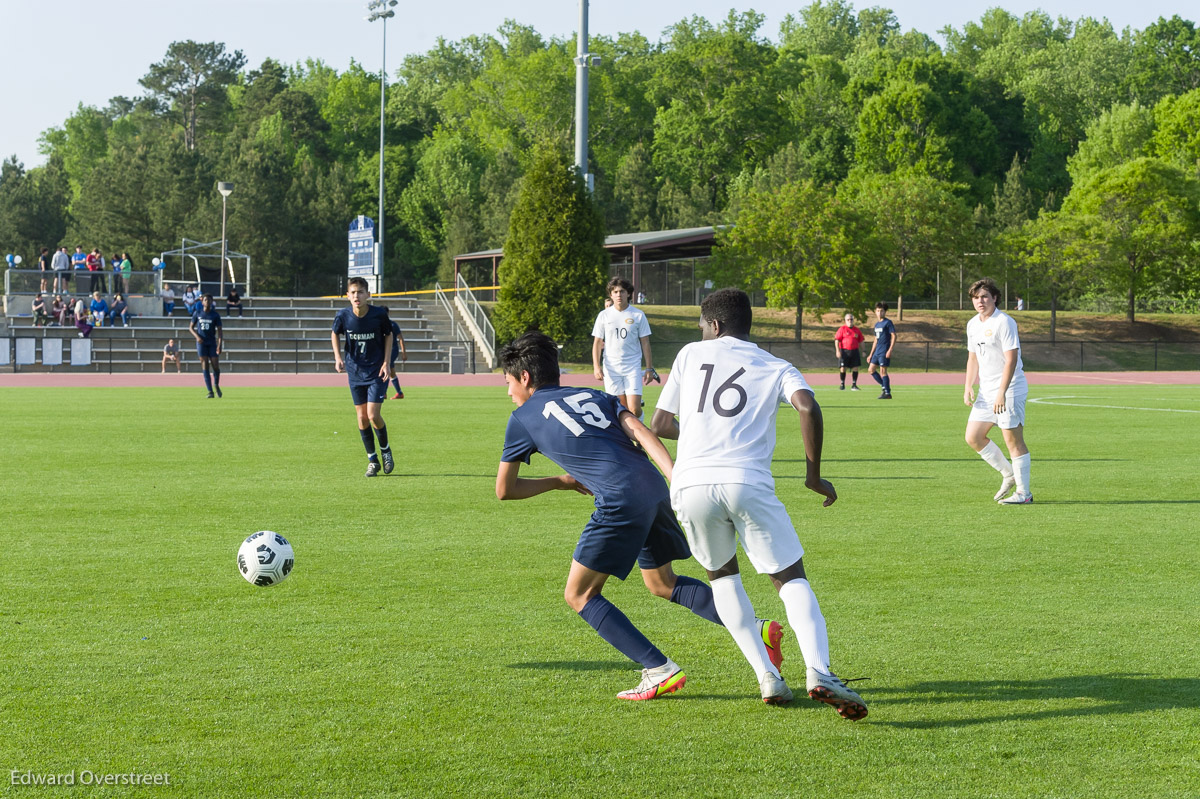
[455, 273, 496, 366]
[433, 283, 467, 342]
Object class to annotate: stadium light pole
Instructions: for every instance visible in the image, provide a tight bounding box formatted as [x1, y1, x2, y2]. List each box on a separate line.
[217, 182, 234, 298]
[367, 0, 397, 294]
[573, 0, 600, 193]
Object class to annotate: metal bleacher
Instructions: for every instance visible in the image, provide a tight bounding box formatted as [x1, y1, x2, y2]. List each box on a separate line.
[1, 296, 484, 374]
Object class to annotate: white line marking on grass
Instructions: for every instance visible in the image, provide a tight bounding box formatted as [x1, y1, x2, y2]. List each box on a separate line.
[1031, 396, 1200, 413]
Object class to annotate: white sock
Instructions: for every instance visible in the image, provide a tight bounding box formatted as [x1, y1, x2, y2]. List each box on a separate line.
[1013, 452, 1031, 495]
[778, 578, 831, 675]
[710, 574, 777, 680]
[978, 440, 1013, 478]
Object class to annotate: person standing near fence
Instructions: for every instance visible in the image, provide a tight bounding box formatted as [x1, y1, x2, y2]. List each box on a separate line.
[866, 302, 896, 399]
[38, 248, 51, 293]
[52, 247, 71, 294]
[964, 278, 1031, 505]
[833, 312, 865, 391]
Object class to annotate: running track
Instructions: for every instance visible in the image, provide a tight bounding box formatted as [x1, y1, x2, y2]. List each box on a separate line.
[2, 370, 1197, 388]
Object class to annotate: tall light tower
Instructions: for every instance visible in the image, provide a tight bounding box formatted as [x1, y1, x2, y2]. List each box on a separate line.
[574, 0, 600, 193]
[367, 0, 397, 293]
[217, 181, 234, 297]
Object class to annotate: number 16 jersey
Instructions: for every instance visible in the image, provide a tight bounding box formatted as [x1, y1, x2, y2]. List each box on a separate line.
[657, 337, 811, 491]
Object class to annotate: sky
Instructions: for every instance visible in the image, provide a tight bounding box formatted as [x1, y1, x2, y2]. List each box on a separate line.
[0, 0, 1186, 170]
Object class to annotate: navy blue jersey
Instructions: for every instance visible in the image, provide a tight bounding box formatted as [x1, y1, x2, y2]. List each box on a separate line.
[390, 320, 402, 362]
[501, 386, 668, 512]
[191, 308, 222, 344]
[873, 317, 895, 351]
[332, 305, 392, 384]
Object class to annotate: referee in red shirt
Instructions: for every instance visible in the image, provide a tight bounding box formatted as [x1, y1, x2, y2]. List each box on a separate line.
[834, 312, 865, 390]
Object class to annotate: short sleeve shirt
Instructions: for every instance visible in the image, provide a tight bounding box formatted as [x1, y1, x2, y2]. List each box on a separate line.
[873, 318, 895, 351]
[591, 305, 651, 372]
[501, 385, 668, 512]
[967, 309, 1026, 398]
[332, 305, 392, 385]
[191, 308, 222, 345]
[834, 325, 864, 350]
[72, 252, 86, 270]
[657, 337, 811, 490]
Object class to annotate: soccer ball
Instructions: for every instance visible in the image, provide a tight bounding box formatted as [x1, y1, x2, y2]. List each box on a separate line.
[237, 531, 295, 587]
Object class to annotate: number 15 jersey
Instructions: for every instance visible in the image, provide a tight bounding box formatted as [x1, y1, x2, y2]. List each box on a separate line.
[657, 337, 811, 491]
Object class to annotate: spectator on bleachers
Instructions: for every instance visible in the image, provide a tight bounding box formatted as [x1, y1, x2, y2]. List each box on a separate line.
[38, 247, 51, 293]
[162, 282, 176, 316]
[183, 285, 200, 314]
[120, 253, 132, 291]
[110, 293, 131, 326]
[162, 338, 184, 373]
[225, 286, 244, 317]
[90, 291, 110, 327]
[74, 297, 92, 337]
[32, 293, 49, 326]
[111, 253, 124, 294]
[72, 245, 90, 293]
[87, 248, 107, 294]
[52, 247, 71, 294]
[52, 295, 69, 326]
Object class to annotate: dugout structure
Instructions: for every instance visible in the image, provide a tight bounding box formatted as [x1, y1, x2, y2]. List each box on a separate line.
[160, 238, 253, 297]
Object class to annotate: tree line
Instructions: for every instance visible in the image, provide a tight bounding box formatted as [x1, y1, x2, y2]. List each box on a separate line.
[0, 2, 1197, 323]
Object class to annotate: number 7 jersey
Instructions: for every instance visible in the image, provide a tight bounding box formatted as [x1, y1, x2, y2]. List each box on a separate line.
[657, 337, 812, 491]
[501, 386, 668, 511]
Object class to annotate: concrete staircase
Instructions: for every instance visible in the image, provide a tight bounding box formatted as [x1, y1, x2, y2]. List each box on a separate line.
[2, 297, 486, 373]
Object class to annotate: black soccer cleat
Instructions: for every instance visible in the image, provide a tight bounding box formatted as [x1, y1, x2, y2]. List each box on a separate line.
[381, 448, 394, 475]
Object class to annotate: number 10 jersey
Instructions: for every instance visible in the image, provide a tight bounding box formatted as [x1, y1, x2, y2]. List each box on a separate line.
[657, 337, 811, 491]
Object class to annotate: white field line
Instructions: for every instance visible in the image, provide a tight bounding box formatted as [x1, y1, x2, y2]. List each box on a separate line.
[1030, 396, 1200, 414]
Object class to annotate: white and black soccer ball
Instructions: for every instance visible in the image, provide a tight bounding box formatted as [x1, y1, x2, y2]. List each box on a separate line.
[237, 531, 295, 587]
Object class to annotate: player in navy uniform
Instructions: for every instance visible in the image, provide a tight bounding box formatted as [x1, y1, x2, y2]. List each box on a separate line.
[495, 331, 775, 701]
[189, 294, 224, 398]
[866, 301, 897, 399]
[331, 277, 395, 477]
[388, 319, 407, 399]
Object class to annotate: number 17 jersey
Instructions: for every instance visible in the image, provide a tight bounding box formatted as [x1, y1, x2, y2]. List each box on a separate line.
[657, 337, 811, 491]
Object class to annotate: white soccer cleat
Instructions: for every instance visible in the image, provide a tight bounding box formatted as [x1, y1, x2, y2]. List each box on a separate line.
[993, 474, 1016, 502]
[998, 492, 1033, 505]
[806, 668, 867, 720]
[760, 672, 793, 705]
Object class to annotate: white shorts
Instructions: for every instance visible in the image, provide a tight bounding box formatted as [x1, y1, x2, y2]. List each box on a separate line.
[604, 366, 643, 397]
[671, 483, 804, 575]
[968, 386, 1027, 429]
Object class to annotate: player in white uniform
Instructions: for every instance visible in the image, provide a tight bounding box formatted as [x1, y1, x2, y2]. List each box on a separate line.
[651, 288, 868, 718]
[964, 277, 1032, 504]
[592, 278, 656, 419]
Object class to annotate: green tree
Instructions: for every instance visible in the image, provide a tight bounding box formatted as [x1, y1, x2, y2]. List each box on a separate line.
[713, 180, 882, 340]
[0, 155, 71, 258]
[842, 171, 973, 319]
[1067, 101, 1155, 185]
[493, 147, 607, 345]
[1004, 211, 1088, 343]
[1060, 157, 1200, 322]
[1129, 16, 1200, 103]
[1149, 88, 1200, 172]
[139, 41, 246, 150]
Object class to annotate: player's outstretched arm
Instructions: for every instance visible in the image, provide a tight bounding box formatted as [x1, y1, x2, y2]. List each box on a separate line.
[330, 331, 344, 372]
[495, 461, 592, 501]
[640, 336, 654, 385]
[789, 389, 836, 507]
[380, 332, 394, 379]
[620, 412, 674, 482]
[649, 408, 679, 441]
[993, 349, 1019, 414]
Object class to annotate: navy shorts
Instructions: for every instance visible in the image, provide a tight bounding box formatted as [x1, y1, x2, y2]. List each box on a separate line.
[196, 342, 218, 358]
[869, 352, 890, 367]
[574, 498, 692, 580]
[349, 378, 388, 405]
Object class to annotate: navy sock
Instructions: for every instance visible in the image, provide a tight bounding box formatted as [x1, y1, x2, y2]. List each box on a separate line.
[870, 371, 884, 386]
[359, 427, 377, 459]
[578, 595, 667, 669]
[883, 375, 891, 392]
[375, 424, 389, 451]
[391, 377, 402, 392]
[670, 575, 723, 626]
[203, 370, 212, 391]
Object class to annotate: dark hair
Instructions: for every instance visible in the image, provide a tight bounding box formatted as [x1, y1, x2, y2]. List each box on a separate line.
[202, 293, 214, 304]
[347, 276, 369, 292]
[606, 277, 634, 295]
[968, 278, 1000, 300]
[700, 288, 752, 336]
[875, 301, 888, 311]
[498, 331, 561, 388]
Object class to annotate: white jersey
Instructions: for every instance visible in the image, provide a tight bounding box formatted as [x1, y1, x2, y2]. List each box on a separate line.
[592, 304, 650, 373]
[657, 336, 811, 491]
[967, 309, 1026, 398]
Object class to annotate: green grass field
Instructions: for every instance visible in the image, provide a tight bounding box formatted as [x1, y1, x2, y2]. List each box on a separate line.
[3, 384, 1199, 797]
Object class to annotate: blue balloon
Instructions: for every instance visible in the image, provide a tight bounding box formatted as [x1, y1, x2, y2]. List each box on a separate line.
[4, 254, 13, 265]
